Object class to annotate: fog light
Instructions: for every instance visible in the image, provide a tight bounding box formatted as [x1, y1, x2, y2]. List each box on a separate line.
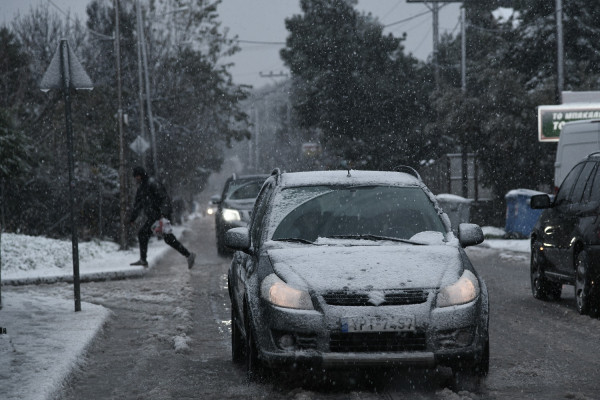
[455, 329, 473, 347]
[278, 334, 295, 350]
[436, 328, 474, 349]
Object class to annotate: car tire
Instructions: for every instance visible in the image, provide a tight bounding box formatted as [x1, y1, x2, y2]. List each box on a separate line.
[231, 307, 244, 364]
[530, 243, 562, 301]
[575, 251, 593, 315]
[244, 309, 263, 381]
[216, 231, 228, 256]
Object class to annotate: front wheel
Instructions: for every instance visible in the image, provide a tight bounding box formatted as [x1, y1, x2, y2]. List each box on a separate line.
[244, 310, 264, 381]
[575, 251, 594, 315]
[530, 244, 561, 301]
[231, 307, 244, 364]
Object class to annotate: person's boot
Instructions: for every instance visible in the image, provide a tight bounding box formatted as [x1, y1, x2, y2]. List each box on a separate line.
[130, 259, 148, 267]
[187, 252, 196, 269]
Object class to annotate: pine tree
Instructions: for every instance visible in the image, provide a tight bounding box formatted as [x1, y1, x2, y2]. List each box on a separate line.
[281, 0, 434, 169]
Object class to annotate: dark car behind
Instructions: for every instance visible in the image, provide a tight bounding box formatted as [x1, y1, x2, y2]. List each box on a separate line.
[215, 174, 268, 255]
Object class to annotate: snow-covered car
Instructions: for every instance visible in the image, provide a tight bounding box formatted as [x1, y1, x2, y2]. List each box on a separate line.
[214, 174, 269, 255]
[225, 168, 489, 381]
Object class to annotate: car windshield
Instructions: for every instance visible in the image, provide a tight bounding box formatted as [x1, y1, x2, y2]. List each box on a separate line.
[270, 185, 445, 242]
[225, 178, 265, 199]
[228, 181, 264, 200]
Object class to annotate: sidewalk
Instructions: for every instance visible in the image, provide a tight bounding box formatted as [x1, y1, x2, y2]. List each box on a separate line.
[0, 225, 189, 400]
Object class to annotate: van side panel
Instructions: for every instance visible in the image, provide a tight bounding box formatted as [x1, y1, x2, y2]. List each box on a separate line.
[554, 121, 600, 188]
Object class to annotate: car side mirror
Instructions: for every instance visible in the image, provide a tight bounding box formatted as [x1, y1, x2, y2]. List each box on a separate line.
[458, 223, 484, 248]
[530, 194, 552, 209]
[210, 194, 221, 205]
[224, 227, 251, 252]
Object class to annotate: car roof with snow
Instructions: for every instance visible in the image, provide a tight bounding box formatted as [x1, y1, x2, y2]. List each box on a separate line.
[275, 169, 423, 188]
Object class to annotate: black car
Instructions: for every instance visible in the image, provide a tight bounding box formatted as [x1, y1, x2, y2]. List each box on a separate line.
[530, 152, 600, 316]
[215, 174, 269, 255]
[225, 168, 489, 381]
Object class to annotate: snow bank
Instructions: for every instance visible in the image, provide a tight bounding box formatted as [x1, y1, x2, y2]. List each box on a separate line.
[0, 291, 111, 400]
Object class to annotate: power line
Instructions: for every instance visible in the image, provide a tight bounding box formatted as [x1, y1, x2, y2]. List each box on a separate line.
[384, 9, 431, 27]
[46, 0, 113, 41]
[238, 39, 285, 45]
[381, 0, 404, 23]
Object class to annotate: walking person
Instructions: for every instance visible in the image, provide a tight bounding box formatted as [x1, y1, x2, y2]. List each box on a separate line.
[129, 166, 196, 269]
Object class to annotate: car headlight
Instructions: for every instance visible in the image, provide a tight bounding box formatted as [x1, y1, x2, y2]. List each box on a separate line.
[261, 274, 314, 310]
[222, 208, 241, 222]
[437, 270, 480, 308]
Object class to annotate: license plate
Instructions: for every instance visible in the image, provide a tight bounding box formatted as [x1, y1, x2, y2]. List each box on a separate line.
[340, 315, 416, 333]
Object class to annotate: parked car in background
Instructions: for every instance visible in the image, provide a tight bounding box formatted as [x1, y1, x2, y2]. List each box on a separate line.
[215, 174, 269, 255]
[225, 168, 489, 382]
[530, 152, 600, 316]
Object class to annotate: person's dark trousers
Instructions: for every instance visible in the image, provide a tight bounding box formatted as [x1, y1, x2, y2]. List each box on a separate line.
[164, 233, 191, 257]
[138, 218, 191, 261]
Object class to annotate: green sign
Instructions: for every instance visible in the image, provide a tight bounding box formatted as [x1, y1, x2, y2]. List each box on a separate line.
[538, 104, 600, 142]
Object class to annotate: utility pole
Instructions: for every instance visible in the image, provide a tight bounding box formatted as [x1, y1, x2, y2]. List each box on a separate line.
[137, 2, 159, 178]
[556, 0, 564, 104]
[135, 0, 147, 169]
[460, 7, 469, 199]
[432, 2, 440, 89]
[115, 0, 128, 251]
[254, 106, 260, 174]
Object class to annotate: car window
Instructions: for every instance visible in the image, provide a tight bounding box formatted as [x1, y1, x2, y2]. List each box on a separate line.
[224, 178, 265, 199]
[555, 162, 585, 205]
[270, 186, 445, 241]
[587, 162, 600, 203]
[570, 162, 596, 205]
[228, 181, 264, 200]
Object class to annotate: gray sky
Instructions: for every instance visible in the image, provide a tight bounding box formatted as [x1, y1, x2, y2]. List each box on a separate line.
[1, 0, 460, 89]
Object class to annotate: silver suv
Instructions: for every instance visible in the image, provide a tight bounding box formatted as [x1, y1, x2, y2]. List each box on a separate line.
[225, 168, 489, 382]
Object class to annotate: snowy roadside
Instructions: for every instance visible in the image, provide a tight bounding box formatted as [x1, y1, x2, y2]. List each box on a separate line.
[0, 220, 194, 400]
[1, 225, 187, 285]
[0, 292, 111, 400]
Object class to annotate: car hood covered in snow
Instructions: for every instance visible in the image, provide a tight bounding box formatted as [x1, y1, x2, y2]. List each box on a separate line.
[267, 244, 463, 292]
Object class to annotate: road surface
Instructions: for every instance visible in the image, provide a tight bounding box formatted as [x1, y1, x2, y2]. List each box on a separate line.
[44, 217, 600, 399]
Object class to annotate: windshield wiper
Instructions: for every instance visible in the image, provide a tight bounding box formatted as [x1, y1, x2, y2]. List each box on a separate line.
[273, 238, 315, 244]
[326, 234, 425, 245]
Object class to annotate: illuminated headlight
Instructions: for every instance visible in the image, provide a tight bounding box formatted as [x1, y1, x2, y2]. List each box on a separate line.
[222, 208, 241, 222]
[437, 270, 480, 308]
[261, 274, 314, 310]
[207, 208, 214, 215]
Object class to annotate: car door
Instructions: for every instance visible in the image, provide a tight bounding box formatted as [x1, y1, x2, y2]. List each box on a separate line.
[541, 162, 585, 271]
[547, 162, 595, 274]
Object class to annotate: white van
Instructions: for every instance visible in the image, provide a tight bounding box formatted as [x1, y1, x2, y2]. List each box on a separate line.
[554, 119, 600, 190]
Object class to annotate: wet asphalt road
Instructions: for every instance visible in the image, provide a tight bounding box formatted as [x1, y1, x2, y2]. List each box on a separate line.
[50, 218, 600, 399]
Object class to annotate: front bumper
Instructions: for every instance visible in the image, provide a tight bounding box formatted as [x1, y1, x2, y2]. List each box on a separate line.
[253, 294, 488, 370]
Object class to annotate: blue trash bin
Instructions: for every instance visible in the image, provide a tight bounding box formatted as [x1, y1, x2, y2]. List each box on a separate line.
[504, 189, 546, 238]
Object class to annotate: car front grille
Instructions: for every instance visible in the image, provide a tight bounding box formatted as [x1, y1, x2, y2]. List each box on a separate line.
[329, 331, 427, 353]
[322, 289, 429, 306]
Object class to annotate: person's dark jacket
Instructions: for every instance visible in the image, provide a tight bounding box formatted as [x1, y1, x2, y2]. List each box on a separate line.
[129, 176, 173, 222]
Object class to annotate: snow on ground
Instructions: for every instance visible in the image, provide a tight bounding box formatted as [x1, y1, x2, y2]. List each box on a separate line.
[0, 292, 110, 400]
[1, 224, 186, 285]
[0, 223, 528, 400]
[0, 223, 190, 400]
